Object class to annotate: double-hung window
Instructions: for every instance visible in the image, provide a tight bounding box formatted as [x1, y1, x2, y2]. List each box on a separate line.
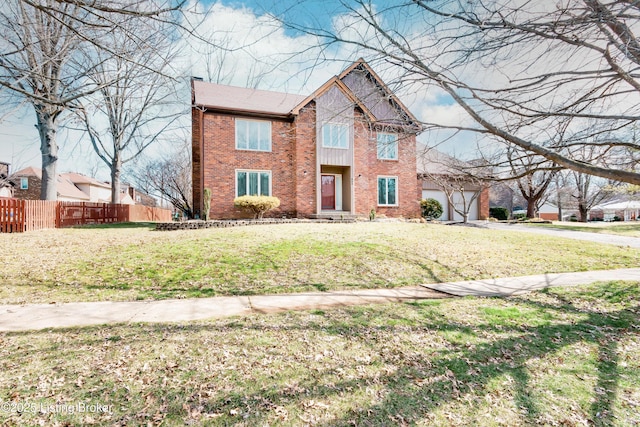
[377, 176, 398, 206]
[322, 123, 349, 149]
[236, 170, 271, 197]
[20, 177, 28, 190]
[236, 119, 271, 151]
[377, 133, 398, 160]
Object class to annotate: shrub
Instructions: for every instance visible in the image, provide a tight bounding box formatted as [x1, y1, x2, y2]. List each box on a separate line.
[489, 207, 509, 221]
[513, 213, 527, 221]
[234, 195, 280, 219]
[203, 188, 211, 221]
[420, 198, 443, 220]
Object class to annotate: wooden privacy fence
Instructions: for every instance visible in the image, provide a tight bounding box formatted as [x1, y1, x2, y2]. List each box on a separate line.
[0, 199, 171, 233]
[57, 202, 129, 228]
[0, 198, 26, 233]
[25, 200, 57, 231]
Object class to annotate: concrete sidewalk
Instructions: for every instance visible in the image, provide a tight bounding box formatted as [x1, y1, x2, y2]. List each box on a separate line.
[1, 268, 639, 332]
[425, 267, 640, 296]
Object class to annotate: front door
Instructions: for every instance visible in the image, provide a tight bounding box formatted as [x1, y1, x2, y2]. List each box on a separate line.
[321, 175, 335, 210]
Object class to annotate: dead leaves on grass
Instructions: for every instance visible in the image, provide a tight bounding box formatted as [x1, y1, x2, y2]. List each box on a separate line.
[1, 282, 639, 425]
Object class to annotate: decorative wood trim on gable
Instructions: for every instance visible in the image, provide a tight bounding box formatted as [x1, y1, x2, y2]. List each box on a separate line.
[291, 77, 377, 121]
[339, 58, 423, 133]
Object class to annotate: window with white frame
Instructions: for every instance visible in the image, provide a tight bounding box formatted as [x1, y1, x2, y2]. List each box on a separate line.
[236, 170, 271, 197]
[322, 123, 349, 149]
[377, 176, 398, 206]
[236, 119, 271, 151]
[377, 133, 398, 160]
[20, 177, 28, 190]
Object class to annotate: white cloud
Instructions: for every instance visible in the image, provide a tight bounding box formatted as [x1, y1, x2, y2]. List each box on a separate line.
[2, 0, 482, 175]
[176, 1, 340, 93]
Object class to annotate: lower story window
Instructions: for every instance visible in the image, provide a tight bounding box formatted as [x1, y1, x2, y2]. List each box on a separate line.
[378, 176, 397, 206]
[236, 170, 271, 197]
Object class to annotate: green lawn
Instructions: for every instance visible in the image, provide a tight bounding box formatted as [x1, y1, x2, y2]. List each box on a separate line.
[525, 221, 640, 237]
[0, 281, 638, 426]
[1, 222, 639, 303]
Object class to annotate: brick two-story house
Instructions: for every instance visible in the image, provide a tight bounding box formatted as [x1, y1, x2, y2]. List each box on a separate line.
[192, 59, 423, 219]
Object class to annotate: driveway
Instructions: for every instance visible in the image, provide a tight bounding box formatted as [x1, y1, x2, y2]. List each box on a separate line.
[477, 221, 640, 248]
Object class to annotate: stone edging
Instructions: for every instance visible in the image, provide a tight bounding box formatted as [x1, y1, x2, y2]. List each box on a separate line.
[155, 218, 357, 231]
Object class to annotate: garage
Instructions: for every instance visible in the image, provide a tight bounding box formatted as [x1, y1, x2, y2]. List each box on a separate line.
[422, 189, 480, 221]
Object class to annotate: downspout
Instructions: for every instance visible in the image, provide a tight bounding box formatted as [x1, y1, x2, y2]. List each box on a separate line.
[199, 108, 205, 219]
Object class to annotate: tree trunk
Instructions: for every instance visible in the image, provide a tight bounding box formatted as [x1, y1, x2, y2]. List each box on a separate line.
[36, 109, 59, 201]
[111, 154, 122, 204]
[526, 199, 536, 218]
[578, 202, 589, 222]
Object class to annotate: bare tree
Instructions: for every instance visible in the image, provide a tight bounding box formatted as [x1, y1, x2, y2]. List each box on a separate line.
[77, 17, 181, 204]
[0, 1, 95, 199]
[418, 147, 485, 223]
[432, 174, 483, 223]
[504, 148, 558, 218]
[283, 0, 640, 184]
[567, 171, 614, 222]
[0, 0, 185, 200]
[130, 146, 193, 219]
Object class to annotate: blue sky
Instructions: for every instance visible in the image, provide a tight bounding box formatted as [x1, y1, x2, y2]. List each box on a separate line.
[0, 0, 466, 179]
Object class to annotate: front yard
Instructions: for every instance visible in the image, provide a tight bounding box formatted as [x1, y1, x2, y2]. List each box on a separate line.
[0, 281, 638, 426]
[525, 221, 640, 238]
[1, 222, 639, 303]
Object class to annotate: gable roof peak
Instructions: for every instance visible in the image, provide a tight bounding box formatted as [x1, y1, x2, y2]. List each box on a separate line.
[337, 59, 422, 132]
[290, 76, 376, 119]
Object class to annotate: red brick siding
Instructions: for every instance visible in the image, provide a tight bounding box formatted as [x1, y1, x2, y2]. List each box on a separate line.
[191, 108, 203, 217]
[478, 186, 490, 220]
[353, 113, 420, 218]
[200, 112, 297, 219]
[293, 104, 317, 217]
[11, 176, 42, 200]
[539, 212, 559, 221]
[194, 105, 420, 219]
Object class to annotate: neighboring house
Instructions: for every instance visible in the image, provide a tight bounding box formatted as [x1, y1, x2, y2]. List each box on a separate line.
[10, 167, 49, 200]
[10, 167, 133, 203]
[191, 59, 423, 219]
[417, 148, 489, 221]
[590, 199, 640, 221]
[61, 172, 112, 203]
[121, 183, 157, 207]
[537, 201, 560, 221]
[0, 161, 15, 198]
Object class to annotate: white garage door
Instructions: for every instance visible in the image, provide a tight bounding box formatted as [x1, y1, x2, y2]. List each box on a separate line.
[422, 190, 448, 220]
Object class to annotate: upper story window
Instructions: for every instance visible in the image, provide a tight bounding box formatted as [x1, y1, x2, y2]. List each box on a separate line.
[322, 123, 349, 149]
[236, 119, 271, 151]
[377, 133, 398, 160]
[20, 177, 28, 190]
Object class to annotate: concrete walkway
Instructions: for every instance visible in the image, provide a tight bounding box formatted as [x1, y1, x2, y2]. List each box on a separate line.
[479, 221, 640, 248]
[2, 268, 639, 332]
